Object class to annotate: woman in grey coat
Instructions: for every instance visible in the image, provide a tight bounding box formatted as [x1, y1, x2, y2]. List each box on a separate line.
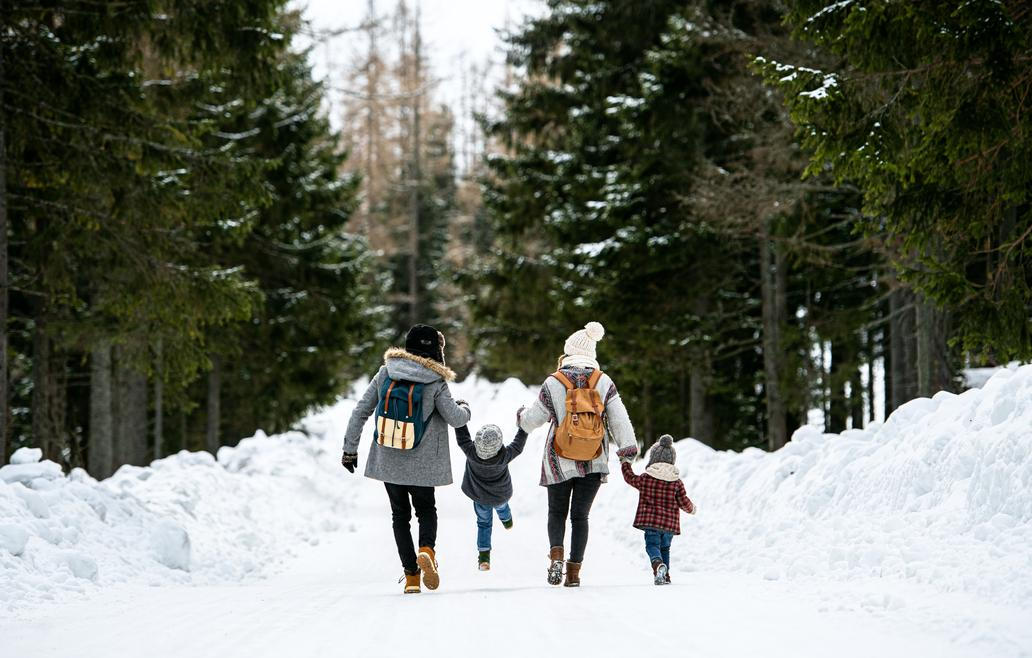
[341, 324, 471, 594]
[518, 321, 639, 587]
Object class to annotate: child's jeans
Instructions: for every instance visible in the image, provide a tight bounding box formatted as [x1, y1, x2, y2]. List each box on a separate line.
[643, 528, 673, 567]
[474, 501, 512, 551]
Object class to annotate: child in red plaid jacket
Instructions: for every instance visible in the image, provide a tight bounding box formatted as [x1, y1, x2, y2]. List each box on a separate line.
[620, 434, 695, 585]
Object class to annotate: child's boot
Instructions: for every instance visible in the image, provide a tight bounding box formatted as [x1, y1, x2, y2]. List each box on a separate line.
[478, 550, 491, 571]
[547, 546, 564, 586]
[502, 516, 513, 530]
[417, 546, 439, 590]
[652, 558, 669, 586]
[402, 569, 421, 594]
[564, 561, 581, 587]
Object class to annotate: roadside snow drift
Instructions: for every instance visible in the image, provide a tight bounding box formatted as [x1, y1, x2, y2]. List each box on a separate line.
[602, 364, 1032, 606]
[1, 366, 1031, 619]
[0, 430, 350, 609]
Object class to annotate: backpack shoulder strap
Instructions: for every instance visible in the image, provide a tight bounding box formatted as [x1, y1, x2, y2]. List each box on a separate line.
[587, 369, 604, 389]
[552, 370, 574, 390]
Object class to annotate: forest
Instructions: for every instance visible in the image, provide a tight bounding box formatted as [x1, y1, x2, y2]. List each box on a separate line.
[1, 0, 1029, 474]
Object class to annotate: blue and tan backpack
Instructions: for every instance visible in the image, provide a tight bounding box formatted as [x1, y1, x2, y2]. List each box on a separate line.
[374, 378, 428, 450]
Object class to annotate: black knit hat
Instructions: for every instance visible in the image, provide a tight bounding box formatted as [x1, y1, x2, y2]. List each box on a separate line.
[405, 324, 445, 364]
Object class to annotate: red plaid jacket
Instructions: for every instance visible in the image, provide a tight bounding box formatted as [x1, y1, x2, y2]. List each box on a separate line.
[621, 462, 695, 535]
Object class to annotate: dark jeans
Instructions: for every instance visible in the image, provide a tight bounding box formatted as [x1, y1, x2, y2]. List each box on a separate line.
[546, 473, 602, 563]
[384, 483, 437, 573]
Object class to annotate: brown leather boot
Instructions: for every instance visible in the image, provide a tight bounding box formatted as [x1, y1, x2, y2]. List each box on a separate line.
[564, 561, 581, 587]
[402, 570, 421, 594]
[547, 546, 564, 586]
[417, 546, 439, 590]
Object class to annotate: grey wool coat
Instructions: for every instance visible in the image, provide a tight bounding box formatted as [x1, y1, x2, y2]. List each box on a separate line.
[455, 425, 528, 507]
[342, 348, 471, 487]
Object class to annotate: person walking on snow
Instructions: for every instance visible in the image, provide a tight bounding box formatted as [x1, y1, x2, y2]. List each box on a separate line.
[517, 321, 639, 587]
[620, 434, 696, 585]
[454, 423, 528, 570]
[341, 324, 471, 594]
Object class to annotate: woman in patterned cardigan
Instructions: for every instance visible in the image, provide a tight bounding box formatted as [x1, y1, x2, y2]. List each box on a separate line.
[517, 321, 639, 587]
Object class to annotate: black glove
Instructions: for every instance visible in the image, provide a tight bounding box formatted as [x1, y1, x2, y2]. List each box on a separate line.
[341, 452, 358, 473]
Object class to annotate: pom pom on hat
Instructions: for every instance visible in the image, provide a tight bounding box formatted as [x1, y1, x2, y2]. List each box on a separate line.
[584, 321, 605, 341]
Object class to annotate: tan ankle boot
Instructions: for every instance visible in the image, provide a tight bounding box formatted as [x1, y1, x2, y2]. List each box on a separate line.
[417, 546, 439, 590]
[547, 546, 564, 586]
[402, 570, 421, 594]
[564, 561, 581, 587]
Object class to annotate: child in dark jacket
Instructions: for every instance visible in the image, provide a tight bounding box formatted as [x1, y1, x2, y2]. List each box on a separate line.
[454, 424, 527, 570]
[620, 434, 696, 585]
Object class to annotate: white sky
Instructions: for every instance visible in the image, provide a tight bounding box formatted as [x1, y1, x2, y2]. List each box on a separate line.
[294, 0, 542, 130]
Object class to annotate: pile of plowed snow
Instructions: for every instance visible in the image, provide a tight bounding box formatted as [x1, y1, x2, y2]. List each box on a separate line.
[1, 366, 1030, 612]
[600, 364, 1032, 605]
[0, 429, 351, 610]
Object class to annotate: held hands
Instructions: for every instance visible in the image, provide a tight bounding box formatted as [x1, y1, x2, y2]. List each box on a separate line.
[341, 452, 359, 473]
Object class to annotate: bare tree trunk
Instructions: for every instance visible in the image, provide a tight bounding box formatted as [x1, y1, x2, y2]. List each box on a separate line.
[916, 295, 951, 396]
[888, 287, 905, 411]
[827, 339, 848, 433]
[126, 368, 148, 465]
[154, 339, 163, 460]
[31, 314, 62, 462]
[206, 355, 221, 455]
[916, 297, 933, 397]
[850, 361, 864, 429]
[688, 364, 713, 446]
[900, 290, 918, 401]
[866, 329, 876, 424]
[689, 295, 714, 446]
[362, 0, 379, 237]
[407, 6, 422, 325]
[112, 344, 125, 468]
[88, 340, 114, 478]
[760, 221, 788, 450]
[112, 346, 148, 467]
[677, 365, 687, 439]
[0, 34, 8, 465]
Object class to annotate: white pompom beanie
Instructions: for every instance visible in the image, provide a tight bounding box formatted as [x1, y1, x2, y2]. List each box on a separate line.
[563, 321, 605, 361]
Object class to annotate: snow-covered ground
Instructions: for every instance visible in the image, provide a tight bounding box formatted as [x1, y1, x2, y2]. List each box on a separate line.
[2, 367, 1031, 657]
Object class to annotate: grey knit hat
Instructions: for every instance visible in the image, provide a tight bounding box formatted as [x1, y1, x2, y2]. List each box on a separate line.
[474, 424, 504, 460]
[647, 435, 676, 466]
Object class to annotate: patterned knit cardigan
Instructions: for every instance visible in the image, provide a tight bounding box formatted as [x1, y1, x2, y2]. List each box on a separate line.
[518, 367, 639, 486]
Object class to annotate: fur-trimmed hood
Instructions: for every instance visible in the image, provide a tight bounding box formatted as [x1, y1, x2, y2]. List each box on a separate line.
[384, 347, 456, 382]
[645, 462, 680, 482]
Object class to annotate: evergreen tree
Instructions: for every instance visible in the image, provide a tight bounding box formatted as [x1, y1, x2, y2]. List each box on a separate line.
[473, 0, 888, 449]
[189, 47, 386, 448]
[762, 0, 1032, 361]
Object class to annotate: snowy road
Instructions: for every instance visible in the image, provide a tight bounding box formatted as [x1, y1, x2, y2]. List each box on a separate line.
[1, 481, 1015, 658]
[4, 370, 1032, 657]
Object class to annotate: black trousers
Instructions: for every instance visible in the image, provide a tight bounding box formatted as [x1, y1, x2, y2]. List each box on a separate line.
[546, 473, 602, 563]
[384, 482, 437, 573]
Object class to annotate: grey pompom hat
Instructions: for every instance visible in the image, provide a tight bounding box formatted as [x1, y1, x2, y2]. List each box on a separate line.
[647, 434, 676, 466]
[474, 424, 504, 460]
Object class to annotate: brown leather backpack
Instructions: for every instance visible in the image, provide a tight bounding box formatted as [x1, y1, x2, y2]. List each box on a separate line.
[552, 369, 606, 460]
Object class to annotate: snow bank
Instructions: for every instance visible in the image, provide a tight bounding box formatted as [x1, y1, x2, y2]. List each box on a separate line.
[600, 364, 1032, 606]
[0, 428, 350, 611]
